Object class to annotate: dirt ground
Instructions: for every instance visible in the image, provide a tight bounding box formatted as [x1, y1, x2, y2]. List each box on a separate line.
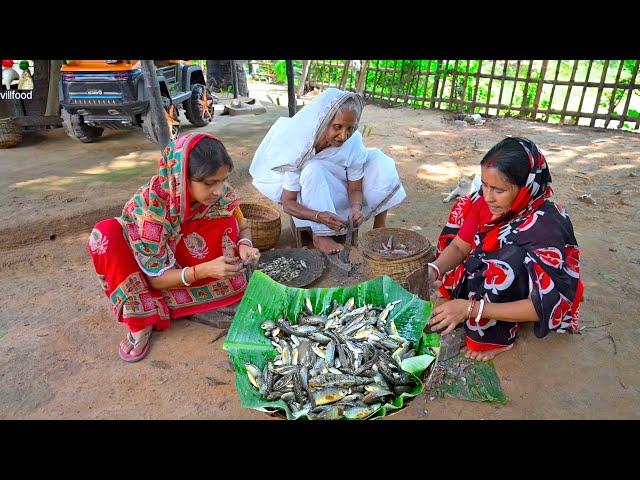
[1, 85, 639, 419]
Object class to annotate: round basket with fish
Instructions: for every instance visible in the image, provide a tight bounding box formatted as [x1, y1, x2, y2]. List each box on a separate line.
[223, 271, 439, 420]
[256, 248, 325, 288]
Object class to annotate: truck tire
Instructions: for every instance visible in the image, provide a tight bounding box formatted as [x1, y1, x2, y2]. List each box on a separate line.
[184, 83, 215, 127]
[141, 99, 180, 144]
[61, 110, 103, 143]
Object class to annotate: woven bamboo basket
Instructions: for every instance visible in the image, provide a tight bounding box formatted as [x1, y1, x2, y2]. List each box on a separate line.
[239, 202, 281, 251]
[361, 228, 435, 288]
[0, 118, 22, 148]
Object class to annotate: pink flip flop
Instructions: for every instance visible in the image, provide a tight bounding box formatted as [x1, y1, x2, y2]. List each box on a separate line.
[118, 330, 152, 363]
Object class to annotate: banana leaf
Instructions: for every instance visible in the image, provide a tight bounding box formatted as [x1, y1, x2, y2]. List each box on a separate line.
[440, 354, 507, 404]
[223, 271, 438, 419]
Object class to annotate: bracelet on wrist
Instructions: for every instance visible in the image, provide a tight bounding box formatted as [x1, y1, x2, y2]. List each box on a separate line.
[427, 262, 441, 281]
[238, 238, 253, 248]
[181, 267, 192, 286]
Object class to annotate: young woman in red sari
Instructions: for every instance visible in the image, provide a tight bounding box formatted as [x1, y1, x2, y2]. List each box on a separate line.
[88, 133, 260, 362]
[426, 137, 584, 361]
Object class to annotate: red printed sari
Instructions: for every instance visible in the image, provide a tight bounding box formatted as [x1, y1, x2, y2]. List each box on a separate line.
[88, 132, 247, 332]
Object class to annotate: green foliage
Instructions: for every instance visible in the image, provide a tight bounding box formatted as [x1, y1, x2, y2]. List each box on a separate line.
[262, 59, 640, 131]
[274, 60, 287, 84]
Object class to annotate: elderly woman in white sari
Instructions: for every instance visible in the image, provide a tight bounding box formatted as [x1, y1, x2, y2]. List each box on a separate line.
[249, 88, 406, 254]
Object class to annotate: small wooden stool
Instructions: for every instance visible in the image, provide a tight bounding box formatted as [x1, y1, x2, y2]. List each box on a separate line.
[289, 215, 358, 248]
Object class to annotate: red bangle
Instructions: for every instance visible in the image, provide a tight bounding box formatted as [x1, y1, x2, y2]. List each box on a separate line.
[192, 265, 197, 282]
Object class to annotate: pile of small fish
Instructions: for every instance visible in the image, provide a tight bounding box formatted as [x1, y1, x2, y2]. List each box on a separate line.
[244, 297, 421, 420]
[257, 257, 307, 283]
[375, 235, 412, 257]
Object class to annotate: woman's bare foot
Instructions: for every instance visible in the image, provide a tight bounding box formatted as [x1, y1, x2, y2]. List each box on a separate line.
[464, 343, 513, 361]
[119, 326, 152, 357]
[313, 235, 344, 254]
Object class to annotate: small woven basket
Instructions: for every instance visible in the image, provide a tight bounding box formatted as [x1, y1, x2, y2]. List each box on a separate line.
[361, 228, 435, 288]
[239, 202, 281, 251]
[0, 118, 22, 148]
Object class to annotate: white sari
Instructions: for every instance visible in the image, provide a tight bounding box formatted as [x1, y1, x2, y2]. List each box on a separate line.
[249, 88, 406, 236]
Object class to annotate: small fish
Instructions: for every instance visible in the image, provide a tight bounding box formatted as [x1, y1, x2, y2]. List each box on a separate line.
[343, 403, 381, 420]
[261, 320, 275, 330]
[311, 387, 350, 406]
[245, 363, 262, 389]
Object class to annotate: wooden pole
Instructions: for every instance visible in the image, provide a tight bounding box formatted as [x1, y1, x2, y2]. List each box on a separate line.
[286, 60, 296, 117]
[356, 60, 369, 95]
[140, 60, 170, 149]
[531, 60, 548, 120]
[339, 60, 351, 90]
[231, 60, 239, 99]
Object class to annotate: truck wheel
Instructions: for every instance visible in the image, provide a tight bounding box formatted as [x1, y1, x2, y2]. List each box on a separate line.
[142, 99, 181, 144]
[184, 83, 215, 127]
[61, 110, 103, 143]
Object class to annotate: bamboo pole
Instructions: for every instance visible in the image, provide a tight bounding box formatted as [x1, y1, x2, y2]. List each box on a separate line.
[497, 60, 509, 116]
[576, 60, 593, 119]
[546, 60, 562, 121]
[618, 60, 640, 129]
[590, 60, 610, 127]
[430, 60, 443, 109]
[508, 60, 521, 115]
[471, 60, 482, 112]
[559, 60, 579, 124]
[356, 60, 369, 95]
[485, 60, 497, 116]
[604, 60, 626, 127]
[531, 60, 548, 120]
[297, 60, 310, 97]
[520, 60, 535, 119]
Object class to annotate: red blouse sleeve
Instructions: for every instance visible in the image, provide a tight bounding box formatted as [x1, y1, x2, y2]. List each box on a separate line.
[457, 197, 490, 244]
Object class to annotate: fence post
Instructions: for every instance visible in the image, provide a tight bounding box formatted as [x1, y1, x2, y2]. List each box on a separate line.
[531, 60, 548, 120]
[356, 60, 369, 95]
[297, 60, 310, 97]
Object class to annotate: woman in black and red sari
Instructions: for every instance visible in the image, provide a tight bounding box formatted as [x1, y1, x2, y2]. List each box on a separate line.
[427, 137, 584, 361]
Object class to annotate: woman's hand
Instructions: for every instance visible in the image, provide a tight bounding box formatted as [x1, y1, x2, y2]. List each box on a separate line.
[198, 255, 243, 280]
[348, 205, 364, 228]
[238, 243, 260, 266]
[316, 211, 346, 231]
[428, 299, 471, 335]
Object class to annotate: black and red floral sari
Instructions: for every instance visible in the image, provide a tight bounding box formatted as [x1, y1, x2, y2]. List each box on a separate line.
[437, 137, 584, 352]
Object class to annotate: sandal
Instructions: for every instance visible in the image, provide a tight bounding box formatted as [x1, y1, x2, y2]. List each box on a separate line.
[118, 329, 153, 363]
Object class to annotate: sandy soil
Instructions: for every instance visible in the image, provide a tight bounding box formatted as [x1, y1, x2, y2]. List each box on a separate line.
[1, 88, 638, 419]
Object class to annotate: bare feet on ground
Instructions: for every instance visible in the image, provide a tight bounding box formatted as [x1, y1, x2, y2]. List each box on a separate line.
[313, 235, 344, 254]
[464, 343, 513, 362]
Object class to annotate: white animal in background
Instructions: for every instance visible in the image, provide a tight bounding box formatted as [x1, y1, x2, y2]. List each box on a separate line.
[443, 173, 481, 202]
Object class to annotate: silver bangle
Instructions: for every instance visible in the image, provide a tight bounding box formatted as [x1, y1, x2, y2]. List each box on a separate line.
[181, 267, 192, 287]
[474, 299, 485, 327]
[238, 238, 253, 248]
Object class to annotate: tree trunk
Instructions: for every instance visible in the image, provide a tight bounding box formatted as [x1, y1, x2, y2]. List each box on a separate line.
[206, 60, 248, 96]
[140, 60, 171, 149]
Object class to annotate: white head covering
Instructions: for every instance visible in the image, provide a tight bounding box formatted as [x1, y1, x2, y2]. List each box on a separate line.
[249, 88, 366, 202]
